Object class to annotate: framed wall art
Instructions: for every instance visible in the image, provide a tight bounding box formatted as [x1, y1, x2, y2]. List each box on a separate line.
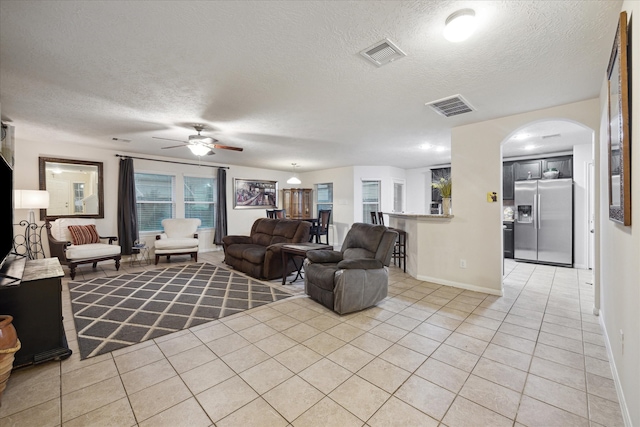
[233, 178, 278, 209]
[606, 11, 631, 226]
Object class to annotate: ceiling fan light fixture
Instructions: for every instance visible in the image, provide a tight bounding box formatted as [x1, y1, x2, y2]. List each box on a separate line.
[287, 163, 301, 185]
[443, 9, 476, 42]
[188, 144, 211, 156]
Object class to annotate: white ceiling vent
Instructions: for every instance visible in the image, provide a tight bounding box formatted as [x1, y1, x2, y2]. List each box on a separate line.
[360, 38, 406, 67]
[426, 95, 475, 117]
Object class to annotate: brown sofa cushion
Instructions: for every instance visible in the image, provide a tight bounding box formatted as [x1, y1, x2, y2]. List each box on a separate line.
[223, 218, 311, 280]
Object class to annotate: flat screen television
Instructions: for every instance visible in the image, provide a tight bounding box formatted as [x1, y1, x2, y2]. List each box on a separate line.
[0, 130, 14, 272]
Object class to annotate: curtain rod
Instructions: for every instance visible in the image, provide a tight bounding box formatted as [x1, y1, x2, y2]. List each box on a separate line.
[115, 154, 229, 169]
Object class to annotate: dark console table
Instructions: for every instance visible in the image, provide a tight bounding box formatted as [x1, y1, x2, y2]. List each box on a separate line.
[0, 257, 72, 368]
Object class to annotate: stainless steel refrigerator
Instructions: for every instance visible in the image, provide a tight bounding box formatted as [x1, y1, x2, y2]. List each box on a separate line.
[514, 178, 573, 266]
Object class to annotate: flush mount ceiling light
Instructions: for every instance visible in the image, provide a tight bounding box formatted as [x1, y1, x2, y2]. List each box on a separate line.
[286, 163, 301, 185]
[187, 144, 211, 156]
[443, 8, 476, 42]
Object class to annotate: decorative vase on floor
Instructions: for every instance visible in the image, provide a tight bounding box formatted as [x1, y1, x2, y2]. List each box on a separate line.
[0, 315, 20, 405]
[442, 197, 451, 215]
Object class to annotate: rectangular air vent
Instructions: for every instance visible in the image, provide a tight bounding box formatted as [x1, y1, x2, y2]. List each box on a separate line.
[426, 95, 475, 117]
[360, 38, 406, 67]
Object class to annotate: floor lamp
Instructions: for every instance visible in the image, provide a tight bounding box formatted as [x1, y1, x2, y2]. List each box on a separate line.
[13, 190, 50, 260]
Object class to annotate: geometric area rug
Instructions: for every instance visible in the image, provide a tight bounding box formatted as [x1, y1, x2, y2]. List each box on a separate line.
[69, 262, 293, 359]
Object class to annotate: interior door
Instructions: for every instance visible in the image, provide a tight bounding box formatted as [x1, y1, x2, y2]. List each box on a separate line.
[588, 162, 595, 269]
[47, 179, 71, 215]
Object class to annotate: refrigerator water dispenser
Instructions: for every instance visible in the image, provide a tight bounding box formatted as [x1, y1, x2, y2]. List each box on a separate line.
[517, 205, 533, 223]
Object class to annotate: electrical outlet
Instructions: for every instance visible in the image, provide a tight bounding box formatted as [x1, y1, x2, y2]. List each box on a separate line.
[460, 259, 467, 268]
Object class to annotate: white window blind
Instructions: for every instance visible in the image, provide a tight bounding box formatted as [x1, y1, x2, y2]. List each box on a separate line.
[362, 180, 380, 223]
[184, 176, 215, 228]
[135, 173, 175, 232]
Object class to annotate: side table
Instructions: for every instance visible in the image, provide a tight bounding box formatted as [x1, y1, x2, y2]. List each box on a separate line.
[130, 245, 150, 267]
[281, 243, 333, 285]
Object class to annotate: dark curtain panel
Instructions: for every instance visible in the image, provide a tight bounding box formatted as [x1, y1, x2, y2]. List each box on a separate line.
[117, 157, 139, 255]
[214, 168, 228, 245]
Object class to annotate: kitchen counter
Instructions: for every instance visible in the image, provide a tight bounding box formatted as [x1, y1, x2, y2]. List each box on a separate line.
[385, 213, 454, 220]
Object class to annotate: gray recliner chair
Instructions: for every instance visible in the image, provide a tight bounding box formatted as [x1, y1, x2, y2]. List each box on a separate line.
[304, 223, 398, 314]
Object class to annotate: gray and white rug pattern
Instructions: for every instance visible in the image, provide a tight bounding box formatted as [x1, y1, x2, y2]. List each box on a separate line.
[69, 262, 293, 359]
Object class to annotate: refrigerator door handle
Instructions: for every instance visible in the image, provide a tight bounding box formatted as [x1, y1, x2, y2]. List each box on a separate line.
[537, 194, 542, 229]
[533, 196, 537, 229]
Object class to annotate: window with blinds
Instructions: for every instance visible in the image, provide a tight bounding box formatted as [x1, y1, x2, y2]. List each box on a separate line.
[184, 176, 215, 228]
[135, 173, 175, 232]
[362, 180, 380, 224]
[315, 182, 333, 223]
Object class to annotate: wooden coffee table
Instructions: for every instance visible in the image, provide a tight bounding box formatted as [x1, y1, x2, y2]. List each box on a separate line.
[281, 243, 333, 285]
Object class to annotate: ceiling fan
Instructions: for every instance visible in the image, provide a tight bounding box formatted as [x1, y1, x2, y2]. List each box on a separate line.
[152, 124, 243, 156]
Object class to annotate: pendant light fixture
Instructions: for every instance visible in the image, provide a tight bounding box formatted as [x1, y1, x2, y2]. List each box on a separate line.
[286, 163, 301, 185]
[443, 8, 476, 42]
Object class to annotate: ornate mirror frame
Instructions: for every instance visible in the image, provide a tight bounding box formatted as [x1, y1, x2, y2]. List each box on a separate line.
[39, 157, 104, 220]
[607, 11, 631, 226]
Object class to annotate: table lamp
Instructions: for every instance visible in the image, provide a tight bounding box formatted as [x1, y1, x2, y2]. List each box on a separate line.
[14, 189, 50, 259]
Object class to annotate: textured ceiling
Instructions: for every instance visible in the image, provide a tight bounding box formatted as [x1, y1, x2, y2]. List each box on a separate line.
[0, 1, 622, 171]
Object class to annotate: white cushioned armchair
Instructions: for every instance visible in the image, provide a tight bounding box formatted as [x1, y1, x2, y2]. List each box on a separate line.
[46, 218, 121, 280]
[154, 218, 201, 265]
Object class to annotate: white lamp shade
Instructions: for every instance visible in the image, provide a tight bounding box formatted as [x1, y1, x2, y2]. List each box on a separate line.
[188, 144, 211, 156]
[286, 176, 302, 185]
[14, 190, 50, 209]
[443, 9, 476, 42]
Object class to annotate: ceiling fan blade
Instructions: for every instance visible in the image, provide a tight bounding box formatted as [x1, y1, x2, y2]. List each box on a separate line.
[211, 144, 244, 152]
[152, 136, 188, 144]
[161, 144, 186, 149]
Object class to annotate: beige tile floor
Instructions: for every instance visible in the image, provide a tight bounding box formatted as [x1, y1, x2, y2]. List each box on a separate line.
[0, 251, 625, 426]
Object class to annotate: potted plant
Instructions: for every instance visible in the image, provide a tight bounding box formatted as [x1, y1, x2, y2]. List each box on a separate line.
[432, 174, 452, 215]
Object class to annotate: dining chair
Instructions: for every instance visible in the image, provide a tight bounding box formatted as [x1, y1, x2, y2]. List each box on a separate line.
[370, 211, 378, 224]
[273, 209, 286, 218]
[375, 211, 407, 272]
[266, 209, 275, 218]
[314, 209, 331, 244]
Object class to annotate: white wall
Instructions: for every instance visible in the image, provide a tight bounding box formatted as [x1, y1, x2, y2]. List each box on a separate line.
[405, 167, 431, 213]
[597, 4, 639, 425]
[299, 166, 354, 246]
[352, 165, 406, 224]
[447, 99, 600, 294]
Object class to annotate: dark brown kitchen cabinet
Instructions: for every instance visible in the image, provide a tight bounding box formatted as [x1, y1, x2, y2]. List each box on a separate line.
[503, 221, 514, 259]
[514, 160, 542, 180]
[503, 162, 514, 200]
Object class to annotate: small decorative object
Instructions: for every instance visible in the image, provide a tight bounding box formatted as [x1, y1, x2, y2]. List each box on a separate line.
[431, 173, 452, 215]
[0, 315, 20, 404]
[543, 168, 559, 179]
[442, 197, 452, 215]
[504, 207, 514, 221]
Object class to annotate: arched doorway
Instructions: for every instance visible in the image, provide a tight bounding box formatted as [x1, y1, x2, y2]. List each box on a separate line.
[500, 119, 595, 273]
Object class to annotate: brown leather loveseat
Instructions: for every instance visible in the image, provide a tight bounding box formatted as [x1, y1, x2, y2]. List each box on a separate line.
[222, 218, 311, 280]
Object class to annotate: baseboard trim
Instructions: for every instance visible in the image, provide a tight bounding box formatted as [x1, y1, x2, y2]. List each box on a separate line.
[414, 274, 503, 296]
[599, 308, 632, 427]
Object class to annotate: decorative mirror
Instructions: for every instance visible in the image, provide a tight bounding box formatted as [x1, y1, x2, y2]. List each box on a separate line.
[607, 11, 631, 226]
[39, 157, 104, 219]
